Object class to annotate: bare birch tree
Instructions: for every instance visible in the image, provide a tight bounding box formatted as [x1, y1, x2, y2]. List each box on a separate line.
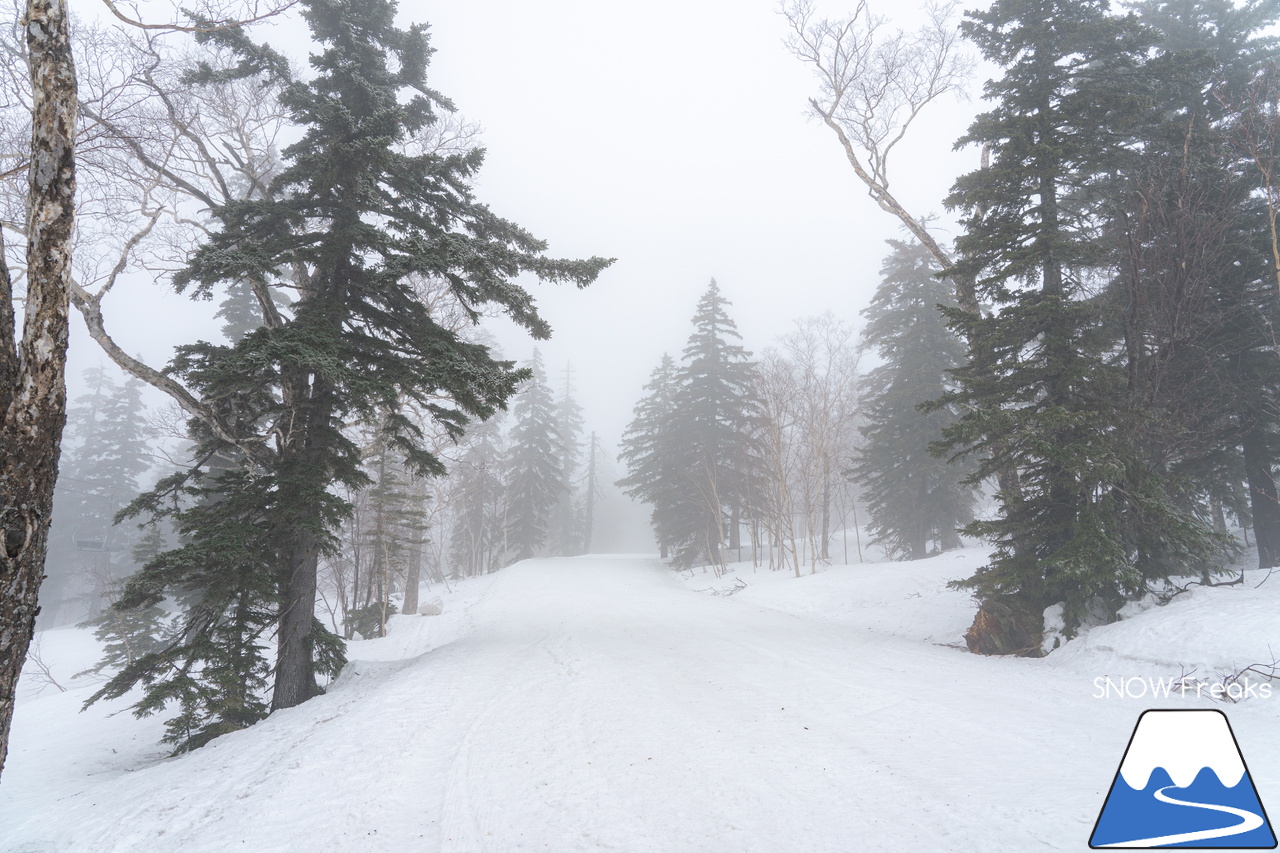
[0, 0, 76, 778]
[781, 314, 860, 571]
[754, 349, 804, 575]
[782, 0, 975, 310]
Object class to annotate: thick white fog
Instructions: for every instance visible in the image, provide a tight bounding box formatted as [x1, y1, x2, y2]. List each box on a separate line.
[67, 0, 980, 447]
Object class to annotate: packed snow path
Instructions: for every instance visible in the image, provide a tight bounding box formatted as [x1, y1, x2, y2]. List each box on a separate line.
[3, 554, 1278, 851]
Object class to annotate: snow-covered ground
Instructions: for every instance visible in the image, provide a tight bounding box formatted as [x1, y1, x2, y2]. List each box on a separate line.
[2, 549, 1278, 851]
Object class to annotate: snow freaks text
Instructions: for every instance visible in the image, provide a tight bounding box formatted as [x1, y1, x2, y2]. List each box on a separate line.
[1093, 677, 1274, 701]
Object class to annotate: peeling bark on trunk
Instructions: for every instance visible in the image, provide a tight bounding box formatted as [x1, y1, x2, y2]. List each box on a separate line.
[0, 0, 76, 778]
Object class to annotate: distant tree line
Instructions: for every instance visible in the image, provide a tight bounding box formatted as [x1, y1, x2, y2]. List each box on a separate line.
[617, 262, 975, 579]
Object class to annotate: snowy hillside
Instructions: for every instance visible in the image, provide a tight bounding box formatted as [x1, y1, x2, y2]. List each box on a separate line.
[2, 550, 1277, 852]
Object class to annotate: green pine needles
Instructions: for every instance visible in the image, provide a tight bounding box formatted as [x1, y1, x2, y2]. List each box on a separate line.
[939, 0, 1240, 650]
[87, 0, 611, 751]
[505, 351, 564, 563]
[620, 281, 759, 568]
[851, 240, 976, 560]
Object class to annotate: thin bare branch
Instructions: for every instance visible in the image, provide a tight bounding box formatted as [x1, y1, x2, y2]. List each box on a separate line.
[99, 0, 299, 34]
[783, 0, 976, 313]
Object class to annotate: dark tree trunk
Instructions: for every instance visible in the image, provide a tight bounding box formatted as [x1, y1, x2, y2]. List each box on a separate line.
[272, 527, 321, 710]
[911, 478, 929, 560]
[1242, 427, 1280, 569]
[1210, 494, 1228, 535]
[0, 0, 76, 777]
[270, 368, 333, 711]
[707, 523, 722, 566]
[402, 528, 422, 616]
[582, 433, 596, 554]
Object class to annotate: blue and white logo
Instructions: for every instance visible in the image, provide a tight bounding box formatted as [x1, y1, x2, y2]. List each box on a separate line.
[1091, 709, 1276, 848]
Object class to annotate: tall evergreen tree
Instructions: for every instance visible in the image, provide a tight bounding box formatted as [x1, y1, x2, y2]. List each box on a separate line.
[87, 456, 286, 753]
[550, 363, 585, 557]
[63, 369, 151, 502]
[852, 240, 976, 560]
[353, 425, 420, 637]
[1120, 0, 1280, 568]
[45, 367, 152, 620]
[448, 419, 505, 577]
[618, 354, 684, 559]
[670, 280, 760, 567]
[579, 431, 604, 555]
[90, 0, 611, 740]
[505, 351, 563, 562]
[940, 0, 1221, 651]
[78, 522, 170, 681]
[618, 354, 684, 560]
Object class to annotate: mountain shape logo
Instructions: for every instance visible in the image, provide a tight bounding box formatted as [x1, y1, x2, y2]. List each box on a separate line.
[1091, 709, 1276, 848]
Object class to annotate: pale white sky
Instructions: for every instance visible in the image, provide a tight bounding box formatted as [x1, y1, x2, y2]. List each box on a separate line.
[67, 0, 983, 451]
[419, 0, 980, 443]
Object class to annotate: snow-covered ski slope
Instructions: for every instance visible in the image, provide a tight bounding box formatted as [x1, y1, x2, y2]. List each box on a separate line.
[2, 551, 1278, 852]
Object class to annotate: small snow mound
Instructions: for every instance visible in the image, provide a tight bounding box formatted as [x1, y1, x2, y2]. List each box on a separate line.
[1041, 603, 1066, 654]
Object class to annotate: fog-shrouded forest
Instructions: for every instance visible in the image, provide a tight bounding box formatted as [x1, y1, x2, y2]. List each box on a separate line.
[2, 0, 1280, 850]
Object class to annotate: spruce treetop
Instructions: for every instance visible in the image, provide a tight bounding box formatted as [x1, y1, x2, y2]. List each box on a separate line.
[174, 0, 613, 476]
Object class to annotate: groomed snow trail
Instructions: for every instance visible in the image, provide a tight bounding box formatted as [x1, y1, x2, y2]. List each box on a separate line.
[1, 554, 1243, 852]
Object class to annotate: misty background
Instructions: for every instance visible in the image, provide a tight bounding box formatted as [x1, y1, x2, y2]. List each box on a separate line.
[63, 0, 977, 445]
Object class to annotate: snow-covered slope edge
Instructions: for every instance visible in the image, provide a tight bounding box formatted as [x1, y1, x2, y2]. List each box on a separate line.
[684, 547, 1280, 686]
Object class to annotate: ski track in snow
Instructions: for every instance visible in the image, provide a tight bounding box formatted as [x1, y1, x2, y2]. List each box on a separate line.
[2, 552, 1277, 852]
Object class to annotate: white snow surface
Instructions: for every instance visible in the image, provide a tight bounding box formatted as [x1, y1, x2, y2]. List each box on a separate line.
[3, 550, 1278, 852]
